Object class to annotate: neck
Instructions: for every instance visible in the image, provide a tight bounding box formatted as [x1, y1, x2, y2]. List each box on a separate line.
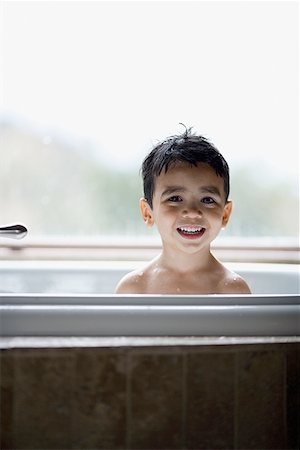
[158, 244, 215, 274]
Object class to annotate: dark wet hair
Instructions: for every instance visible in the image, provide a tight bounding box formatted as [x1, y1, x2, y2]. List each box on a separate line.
[141, 126, 230, 208]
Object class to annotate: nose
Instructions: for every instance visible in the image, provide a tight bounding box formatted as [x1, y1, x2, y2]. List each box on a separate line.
[181, 201, 203, 219]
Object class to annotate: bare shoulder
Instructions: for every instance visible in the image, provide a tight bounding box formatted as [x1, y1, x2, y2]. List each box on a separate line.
[217, 268, 251, 294]
[115, 267, 148, 294]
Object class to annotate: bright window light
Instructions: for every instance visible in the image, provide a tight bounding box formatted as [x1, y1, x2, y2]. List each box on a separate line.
[0, 1, 298, 238]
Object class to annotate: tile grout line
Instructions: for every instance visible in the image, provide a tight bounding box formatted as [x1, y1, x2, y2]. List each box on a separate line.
[69, 350, 75, 450]
[126, 351, 132, 449]
[234, 351, 239, 450]
[11, 350, 17, 450]
[181, 351, 187, 449]
[283, 350, 287, 447]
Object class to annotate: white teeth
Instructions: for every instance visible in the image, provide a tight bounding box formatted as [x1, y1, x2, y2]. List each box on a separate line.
[178, 227, 203, 233]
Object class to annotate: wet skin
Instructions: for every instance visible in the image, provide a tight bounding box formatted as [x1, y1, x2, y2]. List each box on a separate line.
[115, 162, 251, 294]
[146, 162, 231, 256]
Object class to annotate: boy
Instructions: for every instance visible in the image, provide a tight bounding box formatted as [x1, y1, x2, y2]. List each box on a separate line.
[115, 127, 251, 294]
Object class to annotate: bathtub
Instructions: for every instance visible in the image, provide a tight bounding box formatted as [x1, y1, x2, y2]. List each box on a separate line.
[0, 261, 299, 337]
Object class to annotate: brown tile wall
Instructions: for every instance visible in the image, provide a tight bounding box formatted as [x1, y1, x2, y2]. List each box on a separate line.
[0, 343, 299, 450]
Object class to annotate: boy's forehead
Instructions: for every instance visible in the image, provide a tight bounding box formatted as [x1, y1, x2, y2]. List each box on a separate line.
[156, 161, 220, 183]
[153, 162, 226, 197]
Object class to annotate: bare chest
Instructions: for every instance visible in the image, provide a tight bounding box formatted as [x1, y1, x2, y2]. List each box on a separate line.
[144, 270, 225, 295]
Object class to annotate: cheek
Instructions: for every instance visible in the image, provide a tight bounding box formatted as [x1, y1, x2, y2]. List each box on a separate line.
[156, 204, 178, 216]
[162, 208, 180, 224]
[153, 207, 178, 228]
[205, 207, 225, 222]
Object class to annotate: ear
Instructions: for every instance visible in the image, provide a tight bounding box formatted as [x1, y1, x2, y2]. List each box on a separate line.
[139, 197, 154, 227]
[221, 200, 233, 229]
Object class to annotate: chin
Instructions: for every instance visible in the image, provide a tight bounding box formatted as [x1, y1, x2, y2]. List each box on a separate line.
[177, 242, 209, 255]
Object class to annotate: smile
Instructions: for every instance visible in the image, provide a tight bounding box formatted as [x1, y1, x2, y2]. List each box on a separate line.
[177, 226, 206, 239]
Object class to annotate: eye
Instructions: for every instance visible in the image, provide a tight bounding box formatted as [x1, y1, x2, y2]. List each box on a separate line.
[167, 195, 182, 203]
[201, 197, 216, 205]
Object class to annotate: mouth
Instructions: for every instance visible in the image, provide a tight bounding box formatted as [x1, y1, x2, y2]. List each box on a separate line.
[177, 226, 206, 239]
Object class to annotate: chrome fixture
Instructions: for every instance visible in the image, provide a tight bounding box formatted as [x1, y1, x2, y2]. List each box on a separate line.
[0, 224, 28, 239]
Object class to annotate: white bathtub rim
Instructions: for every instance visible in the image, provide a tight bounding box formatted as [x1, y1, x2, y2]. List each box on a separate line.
[0, 260, 298, 271]
[1, 336, 300, 350]
[1, 293, 299, 306]
[1, 303, 299, 336]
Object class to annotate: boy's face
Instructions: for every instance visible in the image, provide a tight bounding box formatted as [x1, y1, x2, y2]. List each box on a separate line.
[140, 162, 232, 254]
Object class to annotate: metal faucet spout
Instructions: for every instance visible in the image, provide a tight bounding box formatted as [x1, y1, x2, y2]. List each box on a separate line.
[0, 224, 28, 239]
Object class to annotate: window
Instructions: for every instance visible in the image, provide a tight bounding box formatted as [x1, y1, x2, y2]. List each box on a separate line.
[1, 1, 298, 244]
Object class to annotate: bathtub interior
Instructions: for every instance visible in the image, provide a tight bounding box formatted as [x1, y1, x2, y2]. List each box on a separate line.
[1, 261, 299, 337]
[0, 261, 299, 295]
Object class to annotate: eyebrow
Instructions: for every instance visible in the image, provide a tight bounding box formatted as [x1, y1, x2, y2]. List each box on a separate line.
[161, 185, 222, 198]
[200, 186, 222, 197]
[161, 186, 186, 197]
